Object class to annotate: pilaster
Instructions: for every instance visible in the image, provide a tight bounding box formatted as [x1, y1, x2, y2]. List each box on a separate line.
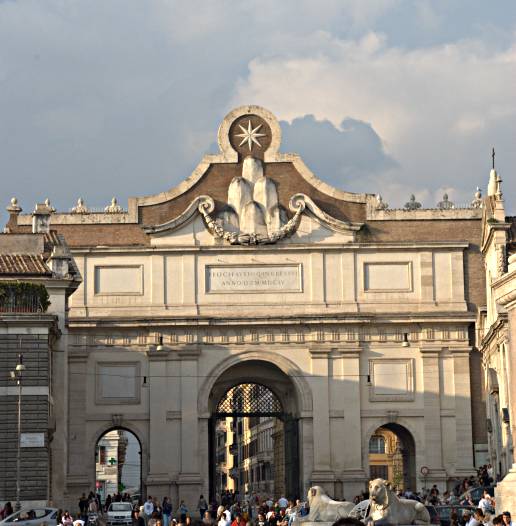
[330, 346, 367, 499]
[308, 346, 335, 493]
[450, 346, 476, 476]
[420, 346, 446, 486]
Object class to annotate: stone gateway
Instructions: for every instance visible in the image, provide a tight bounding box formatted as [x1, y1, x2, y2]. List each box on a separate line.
[2, 105, 488, 510]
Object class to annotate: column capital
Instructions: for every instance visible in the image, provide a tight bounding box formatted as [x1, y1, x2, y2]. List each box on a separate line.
[449, 345, 473, 355]
[420, 345, 444, 356]
[330, 345, 362, 357]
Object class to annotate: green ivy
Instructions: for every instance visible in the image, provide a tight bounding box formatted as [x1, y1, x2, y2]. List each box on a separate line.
[0, 281, 51, 312]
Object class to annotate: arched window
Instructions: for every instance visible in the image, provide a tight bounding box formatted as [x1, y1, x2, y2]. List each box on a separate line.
[369, 435, 386, 454]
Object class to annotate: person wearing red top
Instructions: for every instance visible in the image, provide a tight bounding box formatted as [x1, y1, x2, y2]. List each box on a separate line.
[231, 514, 246, 526]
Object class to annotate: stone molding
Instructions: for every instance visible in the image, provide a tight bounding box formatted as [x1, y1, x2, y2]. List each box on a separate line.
[69, 325, 471, 348]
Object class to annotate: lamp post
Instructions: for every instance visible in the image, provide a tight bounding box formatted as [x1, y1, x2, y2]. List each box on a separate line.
[10, 353, 25, 511]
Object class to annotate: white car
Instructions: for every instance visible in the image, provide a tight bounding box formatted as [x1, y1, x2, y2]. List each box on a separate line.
[106, 503, 133, 526]
[0, 508, 58, 526]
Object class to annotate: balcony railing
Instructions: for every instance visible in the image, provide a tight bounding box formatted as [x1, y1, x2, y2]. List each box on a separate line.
[0, 282, 50, 313]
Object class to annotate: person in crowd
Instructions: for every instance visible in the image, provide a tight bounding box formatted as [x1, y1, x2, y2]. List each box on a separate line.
[1, 502, 13, 520]
[203, 510, 214, 526]
[136, 510, 146, 526]
[502, 512, 514, 526]
[179, 501, 188, 524]
[331, 518, 367, 526]
[148, 511, 160, 526]
[231, 513, 246, 526]
[144, 497, 155, 526]
[162, 497, 172, 526]
[256, 513, 266, 526]
[450, 511, 460, 526]
[198, 495, 208, 520]
[62, 511, 74, 526]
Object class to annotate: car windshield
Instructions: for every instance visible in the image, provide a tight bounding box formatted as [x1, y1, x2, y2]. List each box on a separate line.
[109, 504, 132, 512]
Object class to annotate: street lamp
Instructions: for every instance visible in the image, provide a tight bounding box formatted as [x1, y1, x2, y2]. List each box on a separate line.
[10, 353, 25, 511]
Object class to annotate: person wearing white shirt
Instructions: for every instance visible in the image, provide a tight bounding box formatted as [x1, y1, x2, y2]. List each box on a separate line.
[143, 498, 154, 524]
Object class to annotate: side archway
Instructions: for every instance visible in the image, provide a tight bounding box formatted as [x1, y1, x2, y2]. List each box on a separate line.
[90, 423, 148, 500]
[364, 420, 418, 491]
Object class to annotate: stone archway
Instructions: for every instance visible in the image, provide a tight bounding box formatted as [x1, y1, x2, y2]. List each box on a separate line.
[366, 422, 417, 491]
[206, 359, 304, 502]
[92, 424, 145, 501]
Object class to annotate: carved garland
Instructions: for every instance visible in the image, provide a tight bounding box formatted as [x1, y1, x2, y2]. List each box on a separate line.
[198, 195, 306, 246]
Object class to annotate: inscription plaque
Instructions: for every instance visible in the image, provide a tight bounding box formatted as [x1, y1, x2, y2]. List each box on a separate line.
[206, 265, 302, 293]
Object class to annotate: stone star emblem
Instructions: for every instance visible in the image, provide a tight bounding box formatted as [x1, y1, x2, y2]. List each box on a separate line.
[235, 120, 266, 151]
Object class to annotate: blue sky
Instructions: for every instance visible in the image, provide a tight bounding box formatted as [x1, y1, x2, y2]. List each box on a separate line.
[1, 0, 515, 217]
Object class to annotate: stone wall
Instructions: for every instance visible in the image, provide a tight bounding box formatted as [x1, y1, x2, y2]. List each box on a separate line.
[0, 330, 51, 503]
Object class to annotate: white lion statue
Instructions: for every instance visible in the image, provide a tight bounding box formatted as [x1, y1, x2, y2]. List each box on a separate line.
[298, 486, 354, 522]
[366, 479, 431, 525]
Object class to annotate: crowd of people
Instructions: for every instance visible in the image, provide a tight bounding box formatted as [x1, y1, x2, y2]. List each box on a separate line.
[1, 463, 513, 526]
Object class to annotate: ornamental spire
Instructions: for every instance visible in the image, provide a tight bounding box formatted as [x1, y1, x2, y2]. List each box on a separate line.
[488, 147, 498, 197]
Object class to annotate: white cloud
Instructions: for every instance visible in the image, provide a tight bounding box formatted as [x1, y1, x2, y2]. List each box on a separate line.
[233, 33, 516, 206]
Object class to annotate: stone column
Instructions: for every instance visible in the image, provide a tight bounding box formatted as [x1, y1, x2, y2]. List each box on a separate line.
[330, 347, 367, 499]
[420, 346, 447, 490]
[450, 346, 476, 476]
[308, 346, 335, 494]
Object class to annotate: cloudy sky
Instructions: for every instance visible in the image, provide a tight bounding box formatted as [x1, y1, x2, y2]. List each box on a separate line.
[1, 0, 515, 218]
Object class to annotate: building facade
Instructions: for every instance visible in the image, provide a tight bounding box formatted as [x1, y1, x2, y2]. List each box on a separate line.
[0, 213, 80, 507]
[477, 165, 516, 512]
[6, 106, 487, 509]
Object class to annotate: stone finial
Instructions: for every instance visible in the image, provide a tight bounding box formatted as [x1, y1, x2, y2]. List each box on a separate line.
[6, 197, 22, 213]
[71, 197, 89, 214]
[375, 194, 389, 210]
[44, 198, 56, 213]
[404, 194, 421, 210]
[495, 173, 503, 201]
[471, 187, 483, 208]
[105, 197, 123, 213]
[437, 193, 454, 210]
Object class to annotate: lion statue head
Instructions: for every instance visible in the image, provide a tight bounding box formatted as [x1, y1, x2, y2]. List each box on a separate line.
[307, 485, 326, 506]
[369, 479, 391, 508]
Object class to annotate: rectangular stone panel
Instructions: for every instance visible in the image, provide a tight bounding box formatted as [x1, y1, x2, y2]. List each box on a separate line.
[206, 264, 302, 293]
[364, 262, 412, 291]
[369, 359, 415, 401]
[94, 265, 143, 295]
[96, 362, 140, 404]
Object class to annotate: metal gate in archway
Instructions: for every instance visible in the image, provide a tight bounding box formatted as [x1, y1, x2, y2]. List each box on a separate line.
[209, 383, 299, 501]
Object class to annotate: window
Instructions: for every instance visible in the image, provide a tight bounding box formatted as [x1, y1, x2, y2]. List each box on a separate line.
[96, 445, 107, 464]
[370, 465, 388, 480]
[369, 435, 386, 454]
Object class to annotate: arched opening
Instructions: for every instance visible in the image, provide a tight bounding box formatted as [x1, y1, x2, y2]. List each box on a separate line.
[208, 360, 300, 503]
[95, 428, 142, 503]
[368, 423, 416, 491]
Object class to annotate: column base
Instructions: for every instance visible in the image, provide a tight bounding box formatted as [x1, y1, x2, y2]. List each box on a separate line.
[340, 469, 368, 500]
[177, 472, 202, 514]
[495, 464, 516, 514]
[310, 470, 336, 497]
[146, 473, 172, 499]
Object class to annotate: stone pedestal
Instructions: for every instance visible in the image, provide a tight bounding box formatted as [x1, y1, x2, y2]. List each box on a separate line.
[495, 464, 516, 513]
